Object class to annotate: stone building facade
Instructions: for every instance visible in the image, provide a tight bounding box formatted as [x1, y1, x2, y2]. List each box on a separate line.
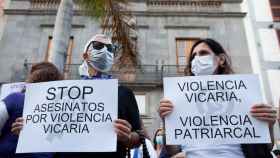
[0, 0, 250, 137]
[242, 0, 280, 140]
[243, 0, 280, 106]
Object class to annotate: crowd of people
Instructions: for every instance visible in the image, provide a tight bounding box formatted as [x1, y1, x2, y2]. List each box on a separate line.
[0, 34, 279, 158]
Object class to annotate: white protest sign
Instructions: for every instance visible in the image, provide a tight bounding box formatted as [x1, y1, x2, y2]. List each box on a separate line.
[16, 80, 118, 153]
[164, 74, 271, 145]
[0, 82, 26, 100]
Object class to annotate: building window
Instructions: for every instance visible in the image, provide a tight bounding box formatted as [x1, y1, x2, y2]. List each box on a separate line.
[269, 0, 280, 21]
[44, 36, 74, 79]
[176, 38, 199, 71]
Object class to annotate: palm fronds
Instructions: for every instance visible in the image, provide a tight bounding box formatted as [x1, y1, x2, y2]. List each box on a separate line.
[78, 0, 138, 68]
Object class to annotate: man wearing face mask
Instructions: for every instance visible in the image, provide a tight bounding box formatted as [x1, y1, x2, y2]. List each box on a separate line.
[159, 39, 276, 158]
[78, 34, 114, 79]
[59, 34, 142, 158]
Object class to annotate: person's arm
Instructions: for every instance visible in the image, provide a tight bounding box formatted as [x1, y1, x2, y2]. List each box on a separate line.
[0, 101, 9, 135]
[114, 87, 141, 148]
[250, 104, 277, 143]
[124, 87, 141, 148]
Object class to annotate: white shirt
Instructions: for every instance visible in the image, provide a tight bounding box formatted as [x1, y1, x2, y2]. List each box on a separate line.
[182, 144, 245, 158]
[0, 101, 9, 135]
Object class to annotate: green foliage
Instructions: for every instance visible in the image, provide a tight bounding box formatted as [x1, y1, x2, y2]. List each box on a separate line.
[77, 0, 138, 67]
[78, 0, 106, 18]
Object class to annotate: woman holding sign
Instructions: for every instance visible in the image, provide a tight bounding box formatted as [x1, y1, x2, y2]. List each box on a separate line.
[0, 62, 63, 158]
[158, 38, 276, 158]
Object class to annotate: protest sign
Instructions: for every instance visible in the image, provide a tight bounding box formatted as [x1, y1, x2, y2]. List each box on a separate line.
[0, 82, 26, 100]
[16, 80, 118, 153]
[164, 74, 271, 145]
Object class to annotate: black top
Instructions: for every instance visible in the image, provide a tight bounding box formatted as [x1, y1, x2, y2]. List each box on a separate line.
[0, 93, 53, 158]
[55, 86, 141, 158]
[241, 144, 273, 158]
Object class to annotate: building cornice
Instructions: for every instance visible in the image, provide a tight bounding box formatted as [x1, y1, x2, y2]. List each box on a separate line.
[4, 9, 246, 18]
[147, 0, 223, 7]
[132, 11, 246, 17]
[40, 24, 85, 28]
[164, 25, 210, 29]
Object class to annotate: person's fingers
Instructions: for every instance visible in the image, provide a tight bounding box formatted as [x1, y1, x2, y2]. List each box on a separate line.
[11, 121, 24, 129]
[251, 104, 277, 120]
[160, 103, 173, 108]
[251, 111, 276, 125]
[114, 119, 132, 131]
[160, 98, 172, 104]
[159, 101, 173, 116]
[114, 124, 130, 134]
[251, 112, 277, 118]
[11, 126, 23, 134]
[11, 118, 24, 135]
[251, 105, 272, 110]
[159, 107, 172, 114]
[250, 108, 276, 114]
[115, 129, 130, 138]
[161, 111, 172, 118]
[11, 125, 23, 135]
[159, 98, 174, 118]
[252, 116, 276, 122]
[114, 122, 131, 135]
[251, 104, 272, 109]
[15, 117, 24, 123]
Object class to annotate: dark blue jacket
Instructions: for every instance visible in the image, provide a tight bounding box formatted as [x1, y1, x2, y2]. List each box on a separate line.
[0, 92, 53, 158]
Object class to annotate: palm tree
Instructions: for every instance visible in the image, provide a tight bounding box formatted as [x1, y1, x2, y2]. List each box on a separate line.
[49, 0, 74, 73]
[50, 0, 137, 73]
[78, 0, 138, 69]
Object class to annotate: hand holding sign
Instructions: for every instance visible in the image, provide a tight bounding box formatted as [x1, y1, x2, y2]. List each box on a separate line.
[11, 117, 24, 135]
[159, 98, 174, 118]
[114, 119, 132, 145]
[250, 104, 277, 126]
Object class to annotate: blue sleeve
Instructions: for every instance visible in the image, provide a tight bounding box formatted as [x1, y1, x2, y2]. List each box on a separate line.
[2, 93, 18, 116]
[2, 92, 24, 117]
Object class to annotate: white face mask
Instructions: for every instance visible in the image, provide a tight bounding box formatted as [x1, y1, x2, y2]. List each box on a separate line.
[191, 55, 218, 76]
[87, 47, 113, 72]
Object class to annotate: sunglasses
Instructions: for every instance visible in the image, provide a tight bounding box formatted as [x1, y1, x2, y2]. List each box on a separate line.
[87, 41, 113, 52]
